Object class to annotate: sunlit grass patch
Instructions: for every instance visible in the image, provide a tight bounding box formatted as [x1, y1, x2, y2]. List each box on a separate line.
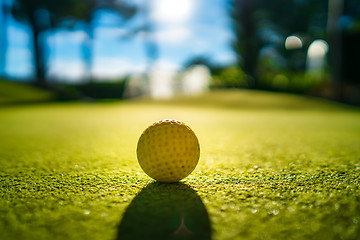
[0, 90, 359, 240]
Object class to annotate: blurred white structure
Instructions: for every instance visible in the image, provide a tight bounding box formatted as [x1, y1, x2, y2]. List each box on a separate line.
[123, 74, 145, 98]
[123, 64, 211, 99]
[306, 39, 329, 78]
[181, 65, 210, 95]
[148, 67, 176, 99]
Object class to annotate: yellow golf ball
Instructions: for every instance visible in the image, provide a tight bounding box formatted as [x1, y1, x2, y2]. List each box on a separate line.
[137, 119, 200, 182]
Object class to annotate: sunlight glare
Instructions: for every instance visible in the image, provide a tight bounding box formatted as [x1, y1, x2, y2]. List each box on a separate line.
[151, 0, 193, 23]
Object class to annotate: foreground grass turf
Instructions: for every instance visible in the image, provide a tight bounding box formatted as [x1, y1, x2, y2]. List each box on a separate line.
[1, 90, 359, 240]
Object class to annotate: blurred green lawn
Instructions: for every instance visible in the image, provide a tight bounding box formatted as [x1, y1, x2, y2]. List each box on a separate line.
[0, 80, 54, 104]
[0, 90, 359, 240]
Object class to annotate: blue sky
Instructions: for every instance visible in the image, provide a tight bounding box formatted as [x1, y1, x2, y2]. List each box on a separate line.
[0, 0, 237, 82]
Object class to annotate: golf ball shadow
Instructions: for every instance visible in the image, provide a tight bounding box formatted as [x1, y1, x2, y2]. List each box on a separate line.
[116, 182, 211, 240]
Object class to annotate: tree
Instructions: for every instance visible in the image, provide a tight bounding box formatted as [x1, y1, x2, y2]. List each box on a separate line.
[11, 0, 80, 86]
[0, 0, 11, 78]
[327, 0, 360, 100]
[231, 0, 260, 88]
[230, 0, 328, 89]
[11, 0, 137, 85]
[65, 0, 137, 82]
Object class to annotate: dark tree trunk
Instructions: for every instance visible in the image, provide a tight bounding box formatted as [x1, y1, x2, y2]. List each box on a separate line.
[0, 1, 9, 77]
[232, 0, 260, 88]
[82, 22, 94, 83]
[29, 14, 46, 87]
[326, 0, 345, 101]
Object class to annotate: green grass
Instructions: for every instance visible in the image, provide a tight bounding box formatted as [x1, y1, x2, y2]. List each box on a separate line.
[0, 90, 359, 240]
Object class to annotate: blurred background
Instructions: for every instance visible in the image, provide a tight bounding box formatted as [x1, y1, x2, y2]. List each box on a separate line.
[0, 0, 359, 104]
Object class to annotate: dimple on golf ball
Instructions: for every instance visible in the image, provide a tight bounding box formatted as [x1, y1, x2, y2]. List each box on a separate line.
[137, 119, 200, 182]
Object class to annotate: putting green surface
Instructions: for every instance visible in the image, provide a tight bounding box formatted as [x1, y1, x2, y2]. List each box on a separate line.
[1, 90, 359, 240]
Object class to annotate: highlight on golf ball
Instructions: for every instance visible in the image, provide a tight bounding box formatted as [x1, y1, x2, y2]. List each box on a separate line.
[137, 119, 200, 183]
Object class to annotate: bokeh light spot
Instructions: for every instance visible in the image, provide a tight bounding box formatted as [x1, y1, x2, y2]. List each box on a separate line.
[307, 40, 329, 58]
[285, 36, 303, 50]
